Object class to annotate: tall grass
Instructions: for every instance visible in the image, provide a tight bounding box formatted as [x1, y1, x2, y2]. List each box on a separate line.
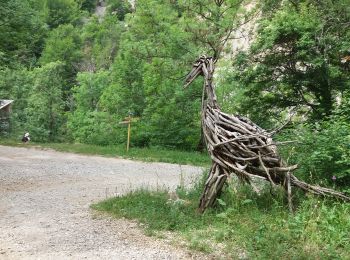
[93, 177, 350, 259]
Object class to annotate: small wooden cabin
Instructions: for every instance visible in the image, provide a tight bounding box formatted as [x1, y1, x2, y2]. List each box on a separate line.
[0, 99, 14, 134]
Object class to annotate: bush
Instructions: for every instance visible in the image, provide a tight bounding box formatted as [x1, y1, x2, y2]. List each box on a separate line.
[281, 96, 350, 193]
[67, 111, 121, 145]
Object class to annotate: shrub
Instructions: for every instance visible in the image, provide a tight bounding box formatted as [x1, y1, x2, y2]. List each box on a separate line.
[282, 95, 350, 192]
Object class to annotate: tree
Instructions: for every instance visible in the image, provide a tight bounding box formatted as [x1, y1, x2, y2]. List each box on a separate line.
[179, 0, 246, 58]
[107, 0, 132, 21]
[0, 0, 47, 67]
[78, 0, 98, 13]
[72, 71, 109, 111]
[40, 24, 82, 99]
[26, 62, 66, 141]
[80, 15, 123, 71]
[67, 70, 119, 145]
[46, 0, 82, 29]
[99, 0, 203, 148]
[232, 0, 350, 122]
[0, 67, 33, 135]
[141, 58, 202, 149]
[99, 48, 145, 117]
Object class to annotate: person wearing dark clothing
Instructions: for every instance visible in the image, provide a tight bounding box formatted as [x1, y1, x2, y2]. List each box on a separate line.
[22, 132, 30, 143]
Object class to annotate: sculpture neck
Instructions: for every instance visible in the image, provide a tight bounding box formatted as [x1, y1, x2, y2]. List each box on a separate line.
[202, 62, 219, 109]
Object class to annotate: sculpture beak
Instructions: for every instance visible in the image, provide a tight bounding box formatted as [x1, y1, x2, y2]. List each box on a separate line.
[183, 64, 202, 88]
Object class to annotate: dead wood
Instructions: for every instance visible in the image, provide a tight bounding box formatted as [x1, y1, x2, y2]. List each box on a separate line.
[184, 56, 350, 213]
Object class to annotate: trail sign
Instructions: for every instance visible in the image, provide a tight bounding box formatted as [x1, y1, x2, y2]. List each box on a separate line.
[118, 115, 140, 152]
[119, 116, 132, 152]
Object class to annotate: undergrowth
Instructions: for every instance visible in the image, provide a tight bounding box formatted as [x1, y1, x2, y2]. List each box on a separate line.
[93, 176, 350, 259]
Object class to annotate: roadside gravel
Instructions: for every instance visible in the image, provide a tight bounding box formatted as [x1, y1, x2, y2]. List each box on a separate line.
[0, 145, 207, 260]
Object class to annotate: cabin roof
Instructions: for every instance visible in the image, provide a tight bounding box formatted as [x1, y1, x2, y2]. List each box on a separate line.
[0, 100, 14, 110]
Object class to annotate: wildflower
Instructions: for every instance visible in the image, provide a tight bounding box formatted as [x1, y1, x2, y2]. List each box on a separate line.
[332, 176, 337, 181]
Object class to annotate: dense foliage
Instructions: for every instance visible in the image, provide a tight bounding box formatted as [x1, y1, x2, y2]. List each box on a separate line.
[0, 0, 349, 188]
[232, 0, 350, 122]
[217, 0, 350, 189]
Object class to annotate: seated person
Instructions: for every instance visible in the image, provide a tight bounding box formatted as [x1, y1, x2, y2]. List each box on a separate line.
[22, 132, 30, 143]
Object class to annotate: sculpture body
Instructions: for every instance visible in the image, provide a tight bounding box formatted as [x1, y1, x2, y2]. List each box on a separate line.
[185, 56, 349, 213]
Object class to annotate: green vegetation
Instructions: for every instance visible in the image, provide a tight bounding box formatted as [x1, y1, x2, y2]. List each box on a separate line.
[1, 0, 349, 257]
[280, 99, 350, 192]
[1, 0, 348, 191]
[0, 0, 348, 168]
[0, 139, 210, 166]
[93, 179, 350, 259]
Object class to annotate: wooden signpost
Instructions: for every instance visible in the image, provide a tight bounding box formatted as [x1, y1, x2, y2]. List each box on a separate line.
[119, 115, 132, 152]
[119, 114, 139, 152]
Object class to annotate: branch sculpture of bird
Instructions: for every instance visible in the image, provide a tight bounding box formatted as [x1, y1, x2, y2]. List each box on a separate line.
[184, 56, 350, 213]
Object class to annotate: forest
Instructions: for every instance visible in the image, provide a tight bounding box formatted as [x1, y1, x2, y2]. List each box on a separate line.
[0, 0, 349, 192]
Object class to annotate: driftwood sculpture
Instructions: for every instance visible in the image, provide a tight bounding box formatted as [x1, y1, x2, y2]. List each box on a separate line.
[184, 56, 350, 213]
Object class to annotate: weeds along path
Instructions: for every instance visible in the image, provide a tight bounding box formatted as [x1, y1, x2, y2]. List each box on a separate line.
[0, 145, 204, 259]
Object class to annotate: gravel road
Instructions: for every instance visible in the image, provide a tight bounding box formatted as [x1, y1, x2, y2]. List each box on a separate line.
[0, 145, 205, 260]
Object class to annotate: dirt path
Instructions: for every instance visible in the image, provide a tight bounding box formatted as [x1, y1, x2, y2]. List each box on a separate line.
[0, 145, 205, 259]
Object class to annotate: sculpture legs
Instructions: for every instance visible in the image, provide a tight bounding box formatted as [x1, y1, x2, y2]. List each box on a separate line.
[198, 163, 228, 213]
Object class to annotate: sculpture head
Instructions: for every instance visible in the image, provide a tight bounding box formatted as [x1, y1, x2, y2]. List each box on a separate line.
[184, 56, 215, 88]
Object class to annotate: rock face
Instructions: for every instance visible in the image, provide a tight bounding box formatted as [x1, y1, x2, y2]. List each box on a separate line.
[228, 1, 258, 58]
[95, 0, 107, 21]
[214, 1, 259, 86]
[129, 0, 136, 9]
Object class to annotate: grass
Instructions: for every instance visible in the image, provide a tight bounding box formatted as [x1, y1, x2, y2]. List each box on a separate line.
[0, 139, 210, 166]
[93, 177, 350, 259]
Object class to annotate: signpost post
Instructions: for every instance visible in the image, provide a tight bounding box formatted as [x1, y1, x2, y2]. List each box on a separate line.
[119, 112, 140, 152]
[126, 115, 131, 152]
[119, 115, 132, 152]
